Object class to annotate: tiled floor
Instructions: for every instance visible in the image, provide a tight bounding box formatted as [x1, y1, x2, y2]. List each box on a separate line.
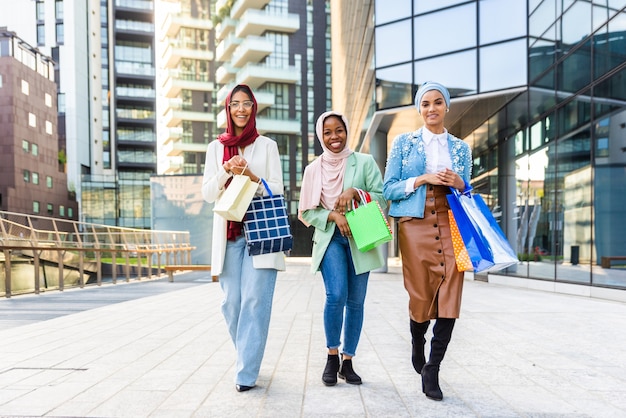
[0, 258, 624, 417]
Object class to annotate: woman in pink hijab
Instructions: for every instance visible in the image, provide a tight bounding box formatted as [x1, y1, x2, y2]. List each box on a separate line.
[299, 111, 386, 387]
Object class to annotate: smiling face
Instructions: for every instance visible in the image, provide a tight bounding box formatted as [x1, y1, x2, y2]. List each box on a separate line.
[228, 90, 253, 135]
[419, 90, 447, 133]
[322, 115, 347, 154]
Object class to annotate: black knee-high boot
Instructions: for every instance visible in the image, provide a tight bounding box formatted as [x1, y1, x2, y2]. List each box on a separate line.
[410, 319, 430, 374]
[421, 318, 455, 401]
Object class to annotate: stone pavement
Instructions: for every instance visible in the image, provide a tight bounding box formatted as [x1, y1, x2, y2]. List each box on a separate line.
[0, 258, 625, 417]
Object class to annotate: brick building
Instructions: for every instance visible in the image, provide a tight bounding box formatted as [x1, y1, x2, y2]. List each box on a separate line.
[0, 29, 77, 218]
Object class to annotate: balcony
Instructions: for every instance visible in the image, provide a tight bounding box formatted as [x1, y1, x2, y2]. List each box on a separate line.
[236, 9, 300, 38]
[216, 63, 237, 84]
[215, 17, 236, 41]
[215, 33, 242, 62]
[162, 13, 212, 37]
[236, 62, 300, 89]
[231, 36, 273, 68]
[163, 127, 183, 145]
[257, 117, 300, 135]
[164, 108, 215, 127]
[230, 0, 271, 19]
[162, 42, 214, 68]
[163, 74, 214, 98]
[164, 158, 183, 174]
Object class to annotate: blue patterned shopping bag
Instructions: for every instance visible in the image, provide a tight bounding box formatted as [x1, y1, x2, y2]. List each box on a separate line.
[243, 179, 293, 256]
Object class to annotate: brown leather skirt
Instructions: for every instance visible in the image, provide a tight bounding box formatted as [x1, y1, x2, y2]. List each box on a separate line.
[397, 185, 464, 322]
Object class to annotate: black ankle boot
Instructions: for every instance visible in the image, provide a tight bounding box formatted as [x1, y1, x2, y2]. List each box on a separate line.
[322, 354, 340, 386]
[421, 363, 442, 400]
[338, 358, 362, 385]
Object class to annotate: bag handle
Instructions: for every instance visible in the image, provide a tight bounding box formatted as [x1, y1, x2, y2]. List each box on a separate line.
[352, 188, 370, 210]
[260, 178, 274, 198]
[450, 180, 473, 198]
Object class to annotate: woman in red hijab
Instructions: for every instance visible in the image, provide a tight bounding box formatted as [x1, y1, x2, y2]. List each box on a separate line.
[202, 84, 285, 392]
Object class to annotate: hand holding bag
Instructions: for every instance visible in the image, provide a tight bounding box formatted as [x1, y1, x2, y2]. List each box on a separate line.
[345, 188, 392, 252]
[447, 186, 518, 273]
[243, 179, 293, 256]
[212, 163, 259, 221]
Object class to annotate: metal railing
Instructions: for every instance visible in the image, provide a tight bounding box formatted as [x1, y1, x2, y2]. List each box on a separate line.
[0, 211, 195, 298]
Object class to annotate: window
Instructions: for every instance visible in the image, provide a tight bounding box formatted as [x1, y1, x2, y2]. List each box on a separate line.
[32, 143, 38, 156]
[36, 0, 45, 20]
[33, 201, 40, 214]
[37, 24, 45, 46]
[22, 140, 29, 152]
[29, 112, 36, 127]
[24, 170, 30, 182]
[46, 176, 53, 188]
[56, 23, 64, 44]
[68, 207, 73, 218]
[59, 205, 65, 216]
[45, 93, 52, 107]
[47, 203, 53, 215]
[46, 120, 53, 134]
[32, 172, 39, 185]
[55, 0, 64, 20]
[21, 80, 29, 95]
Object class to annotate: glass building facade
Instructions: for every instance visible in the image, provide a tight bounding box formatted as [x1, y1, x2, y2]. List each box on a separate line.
[370, 1, 626, 289]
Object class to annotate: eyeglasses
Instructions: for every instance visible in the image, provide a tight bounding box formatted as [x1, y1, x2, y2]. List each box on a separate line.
[228, 100, 254, 110]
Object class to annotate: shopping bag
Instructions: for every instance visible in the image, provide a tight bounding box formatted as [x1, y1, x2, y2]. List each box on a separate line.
[213, 174, 258, 221]
[448, 210, 473, 272]
[447, 187, 518, 273]
[345, 189, 392, 252]
[243, 179, 293, 256]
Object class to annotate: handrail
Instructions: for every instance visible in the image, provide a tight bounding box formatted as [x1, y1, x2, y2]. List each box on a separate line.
[0, 211, 195, 298]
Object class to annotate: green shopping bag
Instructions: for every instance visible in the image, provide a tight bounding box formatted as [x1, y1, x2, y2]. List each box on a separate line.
[345, 189, 392, 252]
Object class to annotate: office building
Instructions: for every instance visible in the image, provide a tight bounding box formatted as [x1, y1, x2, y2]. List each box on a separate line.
[0, 29, 78, 218]
[350, 1, 626, 289]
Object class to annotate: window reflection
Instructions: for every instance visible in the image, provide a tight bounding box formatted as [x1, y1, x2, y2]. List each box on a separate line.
[414, 4, 476, 59]
[413, 0, 467, 14]
[479, 40, 527, 92]
[376, 64, 413, 109]
[376, 21, 412, 68]
[479, 0, 526, 44]
[561, 1, 592, 45]
[414, 50, 477, 96]
[375, 0, 411, 25]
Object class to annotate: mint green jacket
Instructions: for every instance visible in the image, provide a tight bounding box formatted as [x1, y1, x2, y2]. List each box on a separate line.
[301, 152, 387, 275]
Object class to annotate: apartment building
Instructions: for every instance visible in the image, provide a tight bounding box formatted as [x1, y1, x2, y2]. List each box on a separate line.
[0, 29, 77, 218]
[214, 0, 331, 254]
[156, 0, 216, 175]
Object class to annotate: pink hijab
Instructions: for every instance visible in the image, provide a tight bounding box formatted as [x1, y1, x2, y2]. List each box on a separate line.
[298, 111, 353, 225]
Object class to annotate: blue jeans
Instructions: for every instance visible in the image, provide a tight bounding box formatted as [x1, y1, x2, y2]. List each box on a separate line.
[220, 236, 277, 386]
[320, 227, 370, 357]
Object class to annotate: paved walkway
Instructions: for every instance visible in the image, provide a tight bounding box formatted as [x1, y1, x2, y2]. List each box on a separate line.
[0, 258, 625, 417]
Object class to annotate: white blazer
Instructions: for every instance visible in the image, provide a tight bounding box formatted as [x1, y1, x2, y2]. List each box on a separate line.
[201, 135, 286, 276]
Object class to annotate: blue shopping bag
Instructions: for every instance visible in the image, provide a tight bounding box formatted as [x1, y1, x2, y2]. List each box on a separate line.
[447, 187, 518, 273]
[243, 179, 293, 256]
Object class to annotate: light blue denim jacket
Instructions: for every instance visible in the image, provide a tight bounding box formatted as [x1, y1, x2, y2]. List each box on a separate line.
[383, 128, 472, 218]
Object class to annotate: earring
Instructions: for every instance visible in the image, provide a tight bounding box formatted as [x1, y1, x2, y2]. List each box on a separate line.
[446, 108, 449, 112]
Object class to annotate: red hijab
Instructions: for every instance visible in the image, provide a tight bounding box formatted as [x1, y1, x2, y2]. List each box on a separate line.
[218, 84, 259, 163]
[219, 84, 259, 241]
